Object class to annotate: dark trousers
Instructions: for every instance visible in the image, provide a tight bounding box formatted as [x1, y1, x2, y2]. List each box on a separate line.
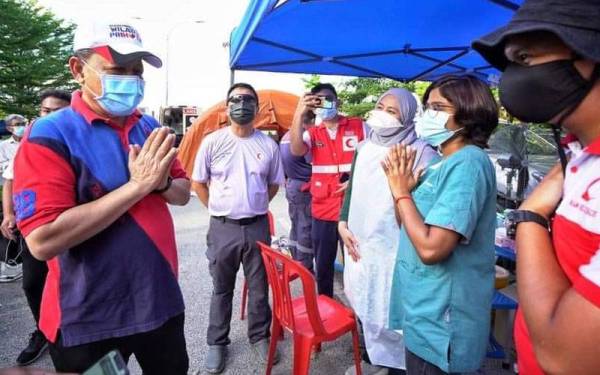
[290, 247, 314, 273]
[206, 215, 272, 346]
[0, 210, 20, 263]
[357, 318, 406, 373]
[356, 318, 371, 363]
[405, 350, 458, 375]
[48, 313, 188, 374]
[21, 236, 48, 325]
[312, 218, 339, 297]
[1, 233, 22, 264]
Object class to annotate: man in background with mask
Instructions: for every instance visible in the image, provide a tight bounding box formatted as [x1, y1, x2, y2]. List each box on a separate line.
[0, 114, 28, 283]
[0, 114, 26, 185]
[289, 83, 365, 297]
[192, 83, 284, 374]
[473, 1, 600, 373]
[1, 89, 70, 366]
[12, 20, 191, 373]
[279, 107, 315, 273]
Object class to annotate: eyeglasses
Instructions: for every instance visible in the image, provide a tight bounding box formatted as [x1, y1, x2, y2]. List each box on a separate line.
[424, 103, 454, 112]
[12, 122, 27, 127]
[227, 94, 257, 105]
[423, 103, 454, 118]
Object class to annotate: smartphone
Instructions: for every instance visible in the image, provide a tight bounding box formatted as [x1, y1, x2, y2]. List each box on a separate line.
[339, 173, 350, 183]
[302, 111, 316, 125]
[83, 350, 130, 375]
[315, 96, 334, 109]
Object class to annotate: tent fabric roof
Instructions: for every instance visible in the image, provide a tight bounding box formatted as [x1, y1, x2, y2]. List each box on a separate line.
[177, 90, 299, 177]
[230, 0, 522, 83]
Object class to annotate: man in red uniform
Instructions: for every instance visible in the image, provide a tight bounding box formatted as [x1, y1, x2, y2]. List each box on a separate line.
[290, 83, 365, 297]
[473, 1, 600, 373]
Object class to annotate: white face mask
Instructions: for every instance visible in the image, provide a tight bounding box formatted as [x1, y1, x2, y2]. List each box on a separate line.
[365, 110, 402, 129]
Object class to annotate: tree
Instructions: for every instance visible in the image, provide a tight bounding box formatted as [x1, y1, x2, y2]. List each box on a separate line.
[301, 74, 321, 91]
[0, 0, 75, 118]
[299, 75, 430, 118]
[337, 78, 430, 118]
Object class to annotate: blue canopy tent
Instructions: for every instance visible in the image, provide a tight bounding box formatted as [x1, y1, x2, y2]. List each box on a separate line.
[229, 0, 522, 84]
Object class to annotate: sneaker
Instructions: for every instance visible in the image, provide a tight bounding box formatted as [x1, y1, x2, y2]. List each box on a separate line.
[253, 339, 280, 365]
[16, 330, 48, 366]
[345, 361, 389, 375]
[0, 261, 22, 283]
[205, 345, 227, 374]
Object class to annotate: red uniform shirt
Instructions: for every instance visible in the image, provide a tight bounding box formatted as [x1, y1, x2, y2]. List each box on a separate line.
[308, 116, 364, 221]
[515, 135, 600, 374]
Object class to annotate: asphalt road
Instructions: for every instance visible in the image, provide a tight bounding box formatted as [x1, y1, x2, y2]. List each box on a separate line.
[0, 192, 512, 374]
[0, 193, 359, 374]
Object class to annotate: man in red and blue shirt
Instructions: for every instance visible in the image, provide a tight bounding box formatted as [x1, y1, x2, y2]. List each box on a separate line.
[474, 1, 600, 373]
[13, 20, 190, 374]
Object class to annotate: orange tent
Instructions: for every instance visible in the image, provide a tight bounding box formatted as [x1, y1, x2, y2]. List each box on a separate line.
[177, 90, 300, 177]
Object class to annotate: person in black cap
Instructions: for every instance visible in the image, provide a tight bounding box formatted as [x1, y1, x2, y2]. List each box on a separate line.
[473, 1, 600, 374]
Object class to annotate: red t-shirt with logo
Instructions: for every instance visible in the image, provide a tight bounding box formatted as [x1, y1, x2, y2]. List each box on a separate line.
[515, 135, 600, 374]
[13, 91, 188, 347]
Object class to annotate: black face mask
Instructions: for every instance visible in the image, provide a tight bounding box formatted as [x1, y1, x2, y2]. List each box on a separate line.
[501, 60, 600, 175]
[499, 59, 594, 124]
[229, 102, 256, 125]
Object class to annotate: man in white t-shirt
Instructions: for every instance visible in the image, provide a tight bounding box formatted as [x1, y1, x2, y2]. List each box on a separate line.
[0, 114, 26, 185]
[192, 83, 285, 374]
[1, 90, 71, 366]
[0, 114, 27, 284]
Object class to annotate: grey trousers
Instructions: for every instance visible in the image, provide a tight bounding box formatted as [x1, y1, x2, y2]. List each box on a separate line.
[285, 179, 314, 273]
[206, 215, 272, 346]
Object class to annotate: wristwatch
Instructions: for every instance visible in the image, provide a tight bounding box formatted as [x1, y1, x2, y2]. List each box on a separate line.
[154, 176, 173, 194]
[505, 210, 549, 239]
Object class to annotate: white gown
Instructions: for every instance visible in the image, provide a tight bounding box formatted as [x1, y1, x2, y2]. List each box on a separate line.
[344, 141, 405, 369]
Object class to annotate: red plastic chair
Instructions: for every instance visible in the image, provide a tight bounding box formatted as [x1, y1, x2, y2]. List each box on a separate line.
[257, 241, 362, 375]
[241, 211, 276, 320]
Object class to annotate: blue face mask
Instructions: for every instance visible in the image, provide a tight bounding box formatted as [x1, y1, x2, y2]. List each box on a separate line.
[83, 61, 145, 117]
[315, 107, 337, 121]
[12, 126, 26, 137]
[415, 109, 463, 147]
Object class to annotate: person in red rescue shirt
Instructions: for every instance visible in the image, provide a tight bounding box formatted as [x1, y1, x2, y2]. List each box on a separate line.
[473, 0, 600, 373]
[289, 83, 365, 297]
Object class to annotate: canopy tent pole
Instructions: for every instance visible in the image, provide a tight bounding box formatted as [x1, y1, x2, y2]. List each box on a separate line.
[230, 69, 236, 86]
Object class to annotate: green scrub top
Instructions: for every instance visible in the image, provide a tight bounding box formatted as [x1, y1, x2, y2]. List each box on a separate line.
[389, 145, 497, 373]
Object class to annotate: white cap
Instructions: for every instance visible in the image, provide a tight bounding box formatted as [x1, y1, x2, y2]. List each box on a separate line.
[73, 20, 162, 68]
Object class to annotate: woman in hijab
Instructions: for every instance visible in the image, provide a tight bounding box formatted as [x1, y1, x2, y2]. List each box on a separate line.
[338, 88, 439, 374]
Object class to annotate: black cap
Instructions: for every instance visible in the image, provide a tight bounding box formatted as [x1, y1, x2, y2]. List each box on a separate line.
[472, 0, 600, 70]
